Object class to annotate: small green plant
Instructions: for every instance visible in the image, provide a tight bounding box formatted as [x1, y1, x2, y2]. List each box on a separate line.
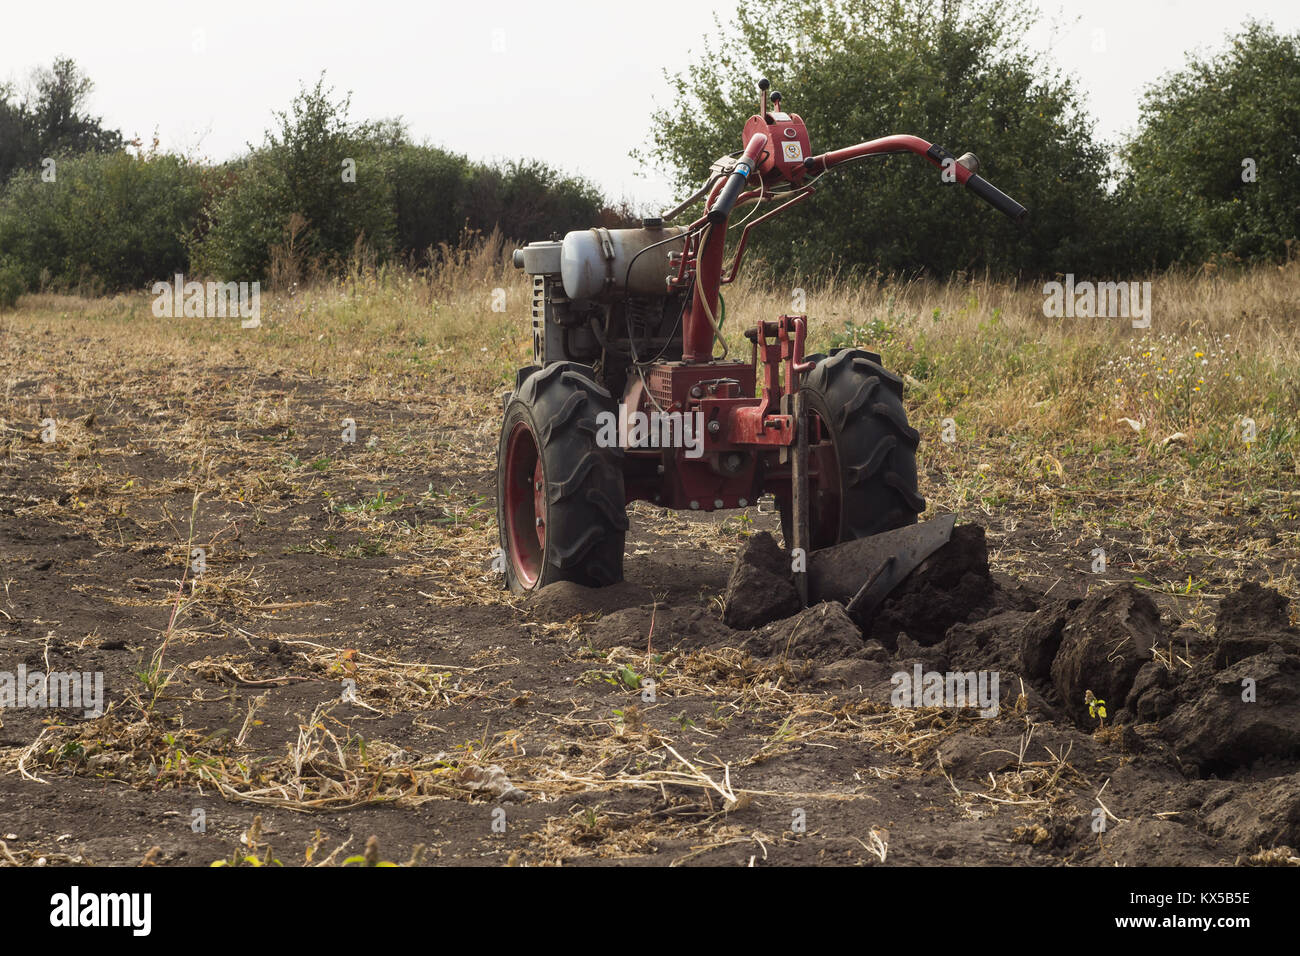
[611, 705, 642, 731]
[133, 650, 178, 718]
[422, 487, 490, 527]
[56, 741, 87, 766]
[210, 815, 283, 867]
[1134, 574, 1207, 597]
[1085, 690, 1107, 728]
[576, 664, 644, 690]
[337, 490, 403, 514]
[342, 538, 389, 557]
[342, 836, 398, 867]
[720, 513, 754, 536]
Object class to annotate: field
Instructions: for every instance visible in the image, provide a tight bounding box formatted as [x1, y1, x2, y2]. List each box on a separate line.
[2, 244, 1299, 866]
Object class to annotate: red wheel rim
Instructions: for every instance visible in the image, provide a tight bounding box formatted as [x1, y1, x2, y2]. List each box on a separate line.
[504, 421, 544, 587]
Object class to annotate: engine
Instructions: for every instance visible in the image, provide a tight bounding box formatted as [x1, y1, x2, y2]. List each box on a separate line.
[512, 223, 690, 397]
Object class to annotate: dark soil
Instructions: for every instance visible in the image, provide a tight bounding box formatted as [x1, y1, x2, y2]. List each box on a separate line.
[3, 351, 1299, 867]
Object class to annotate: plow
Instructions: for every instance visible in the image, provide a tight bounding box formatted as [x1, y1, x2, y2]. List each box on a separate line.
[497, 78, 1026, 620]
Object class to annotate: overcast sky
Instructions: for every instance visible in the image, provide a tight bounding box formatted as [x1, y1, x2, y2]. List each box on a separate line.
[3, 0, 1297, 209]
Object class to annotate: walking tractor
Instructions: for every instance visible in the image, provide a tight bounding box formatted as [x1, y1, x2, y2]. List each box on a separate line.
[497, 78, 1027, 611]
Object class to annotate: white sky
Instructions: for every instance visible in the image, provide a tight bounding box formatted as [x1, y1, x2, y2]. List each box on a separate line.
[3, 0, 1298, 209]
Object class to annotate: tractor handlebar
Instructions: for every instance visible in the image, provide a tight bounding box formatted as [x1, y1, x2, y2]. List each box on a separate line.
[708, 132, 769, 225]
[964, 173, 1028, 224]
[805, 135, 1027, 225]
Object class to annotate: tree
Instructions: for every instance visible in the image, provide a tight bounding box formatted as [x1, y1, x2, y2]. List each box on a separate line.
[388, 144, 474, 262]
[192, 75, 400, 281]
[475, 159, 605, 242]
[0, 84, 36, 185]
[640, 0, 1116, 278]
[0, 58, 123, 185]
[1122, 20, 1300, 264]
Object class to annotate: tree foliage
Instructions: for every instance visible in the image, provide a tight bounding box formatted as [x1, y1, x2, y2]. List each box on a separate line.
[1122, 20, 1300, 264]
[4, 20, 1298, 297]
[0, 150, 201, 292]
[642, 0, 1122, 278]
[389, 148, 606, 264]
[0, 57, 123, 186]
[193, 76, 606, 280]
[191, 76, 400, 280]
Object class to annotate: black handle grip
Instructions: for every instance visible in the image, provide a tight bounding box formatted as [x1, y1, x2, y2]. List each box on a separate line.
[708, 160, 754, 224]
[965, 173, 1027, 224]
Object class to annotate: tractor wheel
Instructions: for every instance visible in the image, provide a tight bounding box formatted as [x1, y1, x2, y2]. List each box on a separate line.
[780, 348, 924, 550]
[497, 363, 628, 594]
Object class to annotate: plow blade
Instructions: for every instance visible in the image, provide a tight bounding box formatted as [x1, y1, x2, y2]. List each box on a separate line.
[807, 514, 956, 624]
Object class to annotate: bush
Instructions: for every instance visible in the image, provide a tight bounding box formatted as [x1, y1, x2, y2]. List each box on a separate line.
[389, 144, 474, 263]
[192, 76, 398, 282]
[0, 258, 24, 310]
[388, 148, 606, 264]
[0, 150, 201, 291]
[1, 68, 610, 290]
[479, 159, 605, 242]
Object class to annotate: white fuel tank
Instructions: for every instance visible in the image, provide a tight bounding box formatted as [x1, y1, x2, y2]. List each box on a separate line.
[560, 225, 686, 300]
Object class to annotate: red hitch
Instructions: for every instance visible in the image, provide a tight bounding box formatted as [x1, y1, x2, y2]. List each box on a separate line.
[729, 315, 811, 446]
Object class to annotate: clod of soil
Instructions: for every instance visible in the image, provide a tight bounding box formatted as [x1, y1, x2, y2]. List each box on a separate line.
[936, 609, 1038, 672]
[1016, 599, 1080, 681]
[764, 601, 864, 661]
[1200, 774, 1300, 852]
[1125, 660, 1182, 724]
[1103, 817, 1221, 866]
[588, 605, 739, 651]
[933, 728, 1032, 780]
[1050, 585, 1164, 728]
[525, 579, 654, 622]
[1162, 644, 1300, 776]
[1211, 581, 1300, 668]
[722, 531, 800, 629]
